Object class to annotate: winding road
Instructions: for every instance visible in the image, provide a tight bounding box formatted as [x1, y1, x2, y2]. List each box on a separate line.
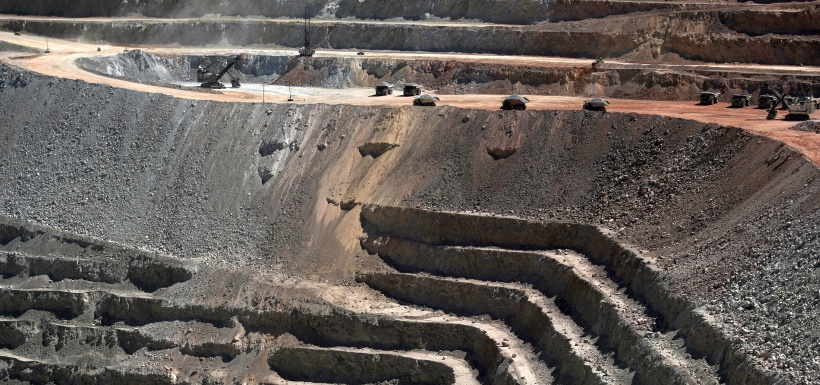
[1, 29, 818, 164]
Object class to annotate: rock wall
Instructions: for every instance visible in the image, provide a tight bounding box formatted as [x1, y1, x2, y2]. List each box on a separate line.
[4, 16, 819, 65]
[0, 0, 687, 24]
[720, 7, 820, 36]
[1, 63, 819, 383]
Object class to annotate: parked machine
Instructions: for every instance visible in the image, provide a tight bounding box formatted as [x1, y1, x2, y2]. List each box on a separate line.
[404, 83, 424, 96]
[413, 94, 440, 106]
[700, 91, 720, 105]
[764, 85, 816, 121]
[583, 98, 610, 112]
[199, 56, 242, 89]
[758, 94, 777, 109]
[785, 96, 817, 121]
[298, 6, 315, 57]
[502, 94, 529, 110]
[375, 82, 394, 96]
[731, 94, 751, 108]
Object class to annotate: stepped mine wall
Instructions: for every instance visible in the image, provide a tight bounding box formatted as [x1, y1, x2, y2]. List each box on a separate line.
[0, 0, 686, 24]
[720, 7, 820, 36]
[3, 17, 820, 66]
[1, 64, 819, 382]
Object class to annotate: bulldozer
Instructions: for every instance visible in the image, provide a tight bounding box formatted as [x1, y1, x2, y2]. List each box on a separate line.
[375, 82, 394, 96]
[700, 91, 720, 105]
[583, 98, 610, 112]
[413, 94, 440, 106]
[199, 56, 242, 89]
[502, 94, 529, 110]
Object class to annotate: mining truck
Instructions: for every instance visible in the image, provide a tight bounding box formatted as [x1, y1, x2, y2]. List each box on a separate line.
[375, 82, 394, 96]
[404, 83, 424, 96]
[413, 94, 440, 106]
[758, 95, 777, 109]
[502, 94, 530, 110]
[731, 94, 751, 108]
[700, 91, 720, 105]
[583, 98, 610, 112]
[199, 56, 241, 89]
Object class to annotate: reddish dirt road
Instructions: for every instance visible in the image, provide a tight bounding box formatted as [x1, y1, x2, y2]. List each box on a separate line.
[1, 31, 818, 164]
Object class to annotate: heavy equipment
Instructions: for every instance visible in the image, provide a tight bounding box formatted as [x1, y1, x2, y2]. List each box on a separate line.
[404, 83, 424, 96]
[758, 94, 777, 109]
[764, 85, 815, 121]
[375, 82, 394, 96]
[700, 91, 720, 105]
[413, 94, 440, 106]
[731, 94, 751, 108]
[785, 96, 817, 121]
[199, 56, 242, 89]
[583, 98, 610, 112]
[502, 94, 530, 110]
[299, 6, 315, 57]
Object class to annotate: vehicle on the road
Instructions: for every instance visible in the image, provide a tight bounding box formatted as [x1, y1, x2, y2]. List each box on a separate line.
[413, 94, 440, 106]
[758, 95, 777, 109]
[583, 98, 610, 112]
[700, 91, 720, 105]
[375, 82, 394, 96]
[404, 83, 424, 96]
[502, 94, 529, 110]
[13, 32, 20, 36]
[199, 55, 242, 89]
[731, 94, 751, 108]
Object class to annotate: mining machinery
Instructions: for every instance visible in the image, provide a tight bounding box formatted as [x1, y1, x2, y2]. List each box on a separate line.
[583, 98, 610, 112]
[299, 6, 315, 57]
[731, 94, 751, 108]
[199, 56, 242, 89]
[700, 91, 720, 105]
[764, 85, 815, 121]
[502, 94, 530, 110]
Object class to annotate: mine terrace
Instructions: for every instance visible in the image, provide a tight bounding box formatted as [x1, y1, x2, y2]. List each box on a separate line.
[0, 1, 819, 385]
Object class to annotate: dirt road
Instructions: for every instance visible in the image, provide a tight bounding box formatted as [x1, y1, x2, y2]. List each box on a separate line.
[1, 31, 818, 164]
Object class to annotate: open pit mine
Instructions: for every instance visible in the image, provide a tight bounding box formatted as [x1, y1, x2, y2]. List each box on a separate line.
[1, 1, 820, 384]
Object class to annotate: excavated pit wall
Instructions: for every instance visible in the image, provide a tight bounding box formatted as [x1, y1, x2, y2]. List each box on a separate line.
[0, 214, 195, 292]
[1, 65, 820, 382]
[2, 16, 820, 65]
[360, 205, 773, 384]
[269, 347, 458, 384]
[0, 0, 689, 24]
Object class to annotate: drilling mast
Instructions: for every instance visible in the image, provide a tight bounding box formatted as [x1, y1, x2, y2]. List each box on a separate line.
[298, 6, 315, 57]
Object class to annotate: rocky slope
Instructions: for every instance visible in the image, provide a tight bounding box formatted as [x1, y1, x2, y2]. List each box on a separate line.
[1, 64, 819, 383]
[2, 5, 820, 65]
